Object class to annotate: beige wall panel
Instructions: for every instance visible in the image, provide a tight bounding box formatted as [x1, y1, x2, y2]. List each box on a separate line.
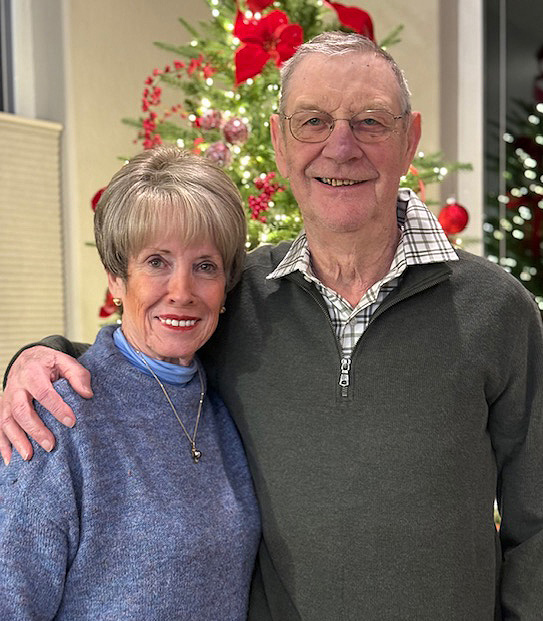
[67, 0, 211, 341]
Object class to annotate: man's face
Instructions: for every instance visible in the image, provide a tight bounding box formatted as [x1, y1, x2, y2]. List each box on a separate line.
[271, 52, 421, 238]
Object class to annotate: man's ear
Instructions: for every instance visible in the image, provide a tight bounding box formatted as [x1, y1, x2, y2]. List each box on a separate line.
[270, 113, 289, 179]
[106, 271, 125, 301]
[403, 111, 422, 174]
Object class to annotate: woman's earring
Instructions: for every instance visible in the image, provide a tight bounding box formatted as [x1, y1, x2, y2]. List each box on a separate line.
[113, 298, 122, 307]
[220, 306, 226, 314]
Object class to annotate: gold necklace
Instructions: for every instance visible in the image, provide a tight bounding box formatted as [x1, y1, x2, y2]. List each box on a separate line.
[137, 353, 205, 464]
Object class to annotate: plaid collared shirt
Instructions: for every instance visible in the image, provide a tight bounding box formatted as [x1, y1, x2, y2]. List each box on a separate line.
[267, 189, 458, 358]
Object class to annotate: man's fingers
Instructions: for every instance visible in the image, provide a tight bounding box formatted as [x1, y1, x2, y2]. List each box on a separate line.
[6, 388, 58, 454]
[1, 416, 35, 461]
[62, 364, 93, 399]
[0, 427, 12, 466]
[1, 345, 87, 461]
[28, 384, 76, 429]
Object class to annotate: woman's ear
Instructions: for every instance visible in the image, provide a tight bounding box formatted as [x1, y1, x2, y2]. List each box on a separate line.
[106, 271, 126, 301]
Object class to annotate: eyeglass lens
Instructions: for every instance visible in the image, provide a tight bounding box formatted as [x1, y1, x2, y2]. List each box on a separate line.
[289, 110, 398, 143]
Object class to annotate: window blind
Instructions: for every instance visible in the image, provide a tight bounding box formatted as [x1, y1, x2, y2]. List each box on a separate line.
[0, 112, 65, 378]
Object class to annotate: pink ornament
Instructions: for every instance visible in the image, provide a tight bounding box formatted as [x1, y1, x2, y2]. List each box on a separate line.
[223, 117, 249, 144]
[205, 141, 232, 167]
[438, 201, 469, 235]
[200, 109, 222, 130]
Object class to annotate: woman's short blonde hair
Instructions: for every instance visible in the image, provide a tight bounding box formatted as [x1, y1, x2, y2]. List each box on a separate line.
[94, 146, 247, 291]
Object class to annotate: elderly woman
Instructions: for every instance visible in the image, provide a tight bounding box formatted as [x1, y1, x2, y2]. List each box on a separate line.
[0, 146, 260, 619]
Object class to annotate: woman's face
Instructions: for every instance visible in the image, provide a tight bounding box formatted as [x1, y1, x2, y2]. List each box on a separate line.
[108, 233, 226, 366]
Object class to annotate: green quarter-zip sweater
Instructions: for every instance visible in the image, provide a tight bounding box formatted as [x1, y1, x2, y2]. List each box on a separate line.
[201, 243, 543, 621]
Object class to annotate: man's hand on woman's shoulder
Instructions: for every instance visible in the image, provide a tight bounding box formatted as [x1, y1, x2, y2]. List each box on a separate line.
[0, 346, 93, 465]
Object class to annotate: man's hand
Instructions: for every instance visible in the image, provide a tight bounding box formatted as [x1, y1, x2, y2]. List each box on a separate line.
[0, 346, 93, 465]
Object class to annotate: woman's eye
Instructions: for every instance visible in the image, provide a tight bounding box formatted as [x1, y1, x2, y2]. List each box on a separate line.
[147, 257, 164, 268]
[197, 262, 217, 272]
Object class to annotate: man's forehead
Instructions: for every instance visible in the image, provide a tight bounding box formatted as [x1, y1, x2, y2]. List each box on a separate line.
[285, 52, 400, 110]
[292, 50, 384, 75]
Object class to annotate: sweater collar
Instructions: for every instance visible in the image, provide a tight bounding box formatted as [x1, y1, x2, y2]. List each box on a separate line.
[112, 327, 198, 386]
[267, 189, 458, 283]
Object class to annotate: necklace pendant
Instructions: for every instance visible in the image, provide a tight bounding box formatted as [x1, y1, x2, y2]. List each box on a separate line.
[192, 447, 202, 464]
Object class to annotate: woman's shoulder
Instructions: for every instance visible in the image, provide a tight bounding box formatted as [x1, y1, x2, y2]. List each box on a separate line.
[54, 325, 138, 403]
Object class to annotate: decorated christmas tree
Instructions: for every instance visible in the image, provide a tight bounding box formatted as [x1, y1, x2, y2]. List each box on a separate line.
[121, 0, 470, 249]
[98, 0, 471, 317]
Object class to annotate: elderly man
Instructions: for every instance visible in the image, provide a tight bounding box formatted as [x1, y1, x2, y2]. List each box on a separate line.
[2, 32, 543, 620]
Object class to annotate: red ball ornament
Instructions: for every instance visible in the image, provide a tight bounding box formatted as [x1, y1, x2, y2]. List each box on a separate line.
[205, 141, 232, 167]
[200, 109, 222, 130]
[438, 201, 469, 235]
[223, 117, 249, 144]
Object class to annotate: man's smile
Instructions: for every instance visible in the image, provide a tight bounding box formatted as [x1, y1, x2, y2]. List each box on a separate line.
[316, 177, 366, 186]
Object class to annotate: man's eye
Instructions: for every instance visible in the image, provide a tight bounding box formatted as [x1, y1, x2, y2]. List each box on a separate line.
[304, 117, 326, 127]
[357, 117, 384, 128]
[353, 114, 390, 132]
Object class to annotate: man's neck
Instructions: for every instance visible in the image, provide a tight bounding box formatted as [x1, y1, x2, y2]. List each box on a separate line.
[305, 224, 401, 308]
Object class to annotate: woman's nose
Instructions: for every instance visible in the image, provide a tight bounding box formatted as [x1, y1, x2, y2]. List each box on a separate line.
[168, 270, 195, 305]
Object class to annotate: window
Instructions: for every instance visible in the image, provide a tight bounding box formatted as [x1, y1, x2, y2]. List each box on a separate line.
[0, 0, 14, 112]
[484, 0, 543, 305]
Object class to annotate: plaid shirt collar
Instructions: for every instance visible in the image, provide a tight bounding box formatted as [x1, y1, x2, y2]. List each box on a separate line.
[267, 188, 458, 284]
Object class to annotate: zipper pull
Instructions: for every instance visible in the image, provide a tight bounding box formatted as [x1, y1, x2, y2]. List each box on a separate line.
[339, 357, 351, 395]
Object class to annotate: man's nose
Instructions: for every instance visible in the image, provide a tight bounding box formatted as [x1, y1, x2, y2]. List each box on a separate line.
[321, 119, 364, 161]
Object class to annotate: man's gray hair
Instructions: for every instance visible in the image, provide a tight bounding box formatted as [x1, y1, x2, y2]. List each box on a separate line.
[279, 31, 411, 116]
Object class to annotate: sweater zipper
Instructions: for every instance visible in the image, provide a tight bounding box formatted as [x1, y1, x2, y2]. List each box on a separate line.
[339, 357, 351, 397]
[336, 273, 452, 398]
[290, 267, 450, 400]
[304, 286, 353, 398]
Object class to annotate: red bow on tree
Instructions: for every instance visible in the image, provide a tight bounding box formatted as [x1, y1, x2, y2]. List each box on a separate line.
[234, 10, 304, 85]
[246, 0, 275, 11]
[99, 290, 118, 318]
[91, 187, 106, 212]
[325, 1, 375, 41]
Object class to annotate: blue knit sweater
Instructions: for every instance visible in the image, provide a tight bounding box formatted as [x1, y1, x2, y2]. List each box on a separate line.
[0, 326, 260, 620]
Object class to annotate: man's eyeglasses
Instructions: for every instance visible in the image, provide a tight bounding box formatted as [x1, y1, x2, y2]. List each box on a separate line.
[279, 109, 406, 144]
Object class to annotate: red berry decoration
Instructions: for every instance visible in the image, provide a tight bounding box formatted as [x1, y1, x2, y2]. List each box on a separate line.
[438, 201, 469, 235]
[249, 172, 284, 222]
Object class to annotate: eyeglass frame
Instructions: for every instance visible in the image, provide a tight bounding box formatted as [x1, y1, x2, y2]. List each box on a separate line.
[278, 109, 407, 144]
